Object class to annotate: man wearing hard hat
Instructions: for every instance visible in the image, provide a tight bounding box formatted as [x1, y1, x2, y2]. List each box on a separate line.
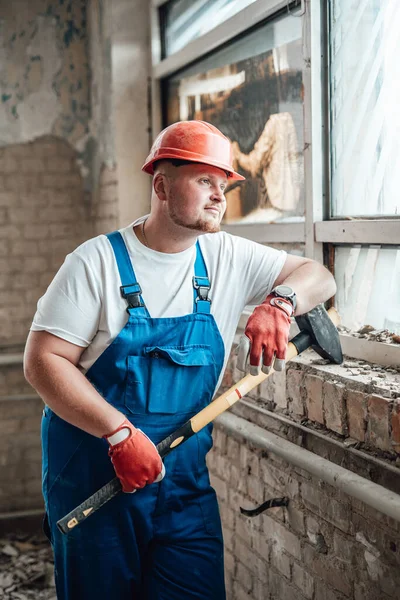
[24, 121, 336, 599]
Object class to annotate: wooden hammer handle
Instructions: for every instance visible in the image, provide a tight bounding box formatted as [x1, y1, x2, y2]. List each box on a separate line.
[57, 307, 340, 534]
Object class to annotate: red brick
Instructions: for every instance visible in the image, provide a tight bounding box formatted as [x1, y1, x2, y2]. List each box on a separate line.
[0, 155, 19, 173]
[41, 173, 82, 189]
[304, 374, 324, 424]
[292, 562, 314, 599]
[367, 394, 391, 451]
[46, 157, 72, 172]
[247, 473, 264, 504]
[271, 547, 291, 578]
[262, 514, 301, 558]
[346, 389, 367, 442]
[213, 426, 227, 453]
[99, 165, 118, 186]
[248, 524, 269, 559]
[302, 544, 352, 596]
[4, 173, 41, 191]
[260, 459, 299, 499]
[235, 537, 261, 576]
[235, 562, 253, 593]
[239, 445, 260, 478]
[21, 158, 45, 173]
[233, 582, 254, 600]
[0, 191, 17, 207]
[209, 473, 228, 502]
[286, 368, 305, 418]
[227, 436, 241, 465]
[224, 549, 235, 577]
[99, 183, 118, 205]
[0, 207, 8, 224]
[391, 401, 400, 453]
[286, 503, 305, 535]
[23, 223, 50, 240]
[301, 482, 350, 533]
[223, 526, 235, 552]
[323, 381, 346, 435]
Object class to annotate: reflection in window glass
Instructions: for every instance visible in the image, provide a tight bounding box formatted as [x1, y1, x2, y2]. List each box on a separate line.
[161, 0, 258, 57]
[329, 0, 400, 217]
[335, 245, 400, 334]
[163, 12, 304, 225]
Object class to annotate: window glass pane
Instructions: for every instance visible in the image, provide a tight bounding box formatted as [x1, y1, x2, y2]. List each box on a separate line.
[161, 0, 258, 57]
[163, 13, 305, 225]
[329, 0, 400, 217]
[335, 245, 400, 335]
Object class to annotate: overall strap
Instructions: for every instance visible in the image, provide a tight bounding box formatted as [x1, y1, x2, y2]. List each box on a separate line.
[193, 241, 211, 314]
[106, 231, 148, 316]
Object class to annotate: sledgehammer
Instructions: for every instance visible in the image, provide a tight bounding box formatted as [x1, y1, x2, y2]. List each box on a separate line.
[57, 304, 342, 534]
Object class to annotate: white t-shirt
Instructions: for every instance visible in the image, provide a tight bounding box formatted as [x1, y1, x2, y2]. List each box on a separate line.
[31, 218, 286, 384]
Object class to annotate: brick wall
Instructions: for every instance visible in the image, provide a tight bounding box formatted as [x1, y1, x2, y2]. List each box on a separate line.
[207, 350, 400, 599]
[209, 422, 400, 600]
[0, 136, 118, 347]
[0, 360, 42, 513]
[1, 349, 399, 599]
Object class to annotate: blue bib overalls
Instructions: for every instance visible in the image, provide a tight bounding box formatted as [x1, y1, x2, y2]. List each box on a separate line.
[41, 231, 226, 599]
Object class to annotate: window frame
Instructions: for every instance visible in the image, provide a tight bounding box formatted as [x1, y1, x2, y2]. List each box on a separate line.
[150, 0, 400, 366]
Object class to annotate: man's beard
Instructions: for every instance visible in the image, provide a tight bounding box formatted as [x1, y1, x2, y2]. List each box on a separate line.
[168, 202, 221, 233]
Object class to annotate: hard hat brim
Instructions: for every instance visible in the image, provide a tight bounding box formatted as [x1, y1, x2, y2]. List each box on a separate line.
[142, 149, 245, 182]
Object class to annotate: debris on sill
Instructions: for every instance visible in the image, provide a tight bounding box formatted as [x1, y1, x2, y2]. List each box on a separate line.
[338, 324, 400, 345]
[294, 350, 400, 401]
[0, 533, 55, 600]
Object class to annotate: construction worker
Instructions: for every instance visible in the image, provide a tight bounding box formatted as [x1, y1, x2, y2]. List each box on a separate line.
[24, 120, 336, 599]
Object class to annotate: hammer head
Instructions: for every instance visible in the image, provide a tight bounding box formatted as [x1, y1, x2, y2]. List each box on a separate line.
[295, 305, 343, 364]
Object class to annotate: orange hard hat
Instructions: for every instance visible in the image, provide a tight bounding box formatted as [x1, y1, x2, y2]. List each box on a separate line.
[142, 120, 245, 181]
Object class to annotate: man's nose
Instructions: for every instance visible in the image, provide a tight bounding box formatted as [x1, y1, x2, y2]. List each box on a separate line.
[211, 187, 225, 202]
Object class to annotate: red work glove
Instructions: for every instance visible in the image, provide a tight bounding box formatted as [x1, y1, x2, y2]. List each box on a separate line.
[103, 418, 165, 492]
[237, 293, 293, 375]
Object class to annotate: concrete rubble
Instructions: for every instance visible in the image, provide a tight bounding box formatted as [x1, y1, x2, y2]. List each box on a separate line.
[339, 323, 400, 345]
[0, 533, 55, 600]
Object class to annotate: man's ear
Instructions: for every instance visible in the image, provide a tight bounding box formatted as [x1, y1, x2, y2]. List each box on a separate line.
[153, 172, 167, 201]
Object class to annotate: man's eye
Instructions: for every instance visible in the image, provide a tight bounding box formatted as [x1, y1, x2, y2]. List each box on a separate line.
[201, 178, 210, 184]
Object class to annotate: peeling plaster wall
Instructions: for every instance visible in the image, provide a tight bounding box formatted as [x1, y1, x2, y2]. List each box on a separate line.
[0, 0, 120, 347]
[0, 0, 92, 182]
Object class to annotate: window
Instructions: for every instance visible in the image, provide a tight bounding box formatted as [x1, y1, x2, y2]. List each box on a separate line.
[151, 0, 400, 365]
[161, 0, 258, 57]
[324, 0, 400, 361]
[329, 0, 400, 218]
[334, 245, 400, 335]
[163, 12, 304, 225]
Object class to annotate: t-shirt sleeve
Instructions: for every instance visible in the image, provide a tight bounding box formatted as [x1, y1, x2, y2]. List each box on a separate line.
[30, 252, 102, 347]
[231, 235, 287, 306]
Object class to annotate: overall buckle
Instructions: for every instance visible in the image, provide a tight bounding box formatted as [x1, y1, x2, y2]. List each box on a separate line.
[120, 283, 144, 311]
[192, 276, 211, 304]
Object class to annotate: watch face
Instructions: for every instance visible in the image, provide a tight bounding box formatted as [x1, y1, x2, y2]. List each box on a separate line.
[275, 285, 294, 297]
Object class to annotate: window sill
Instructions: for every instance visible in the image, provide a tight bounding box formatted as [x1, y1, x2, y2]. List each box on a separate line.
[237, 310, 400, 368]
[339, 334, 400, 368]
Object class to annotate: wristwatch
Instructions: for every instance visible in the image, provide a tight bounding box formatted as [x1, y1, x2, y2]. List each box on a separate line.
[271, 285, 297, 311]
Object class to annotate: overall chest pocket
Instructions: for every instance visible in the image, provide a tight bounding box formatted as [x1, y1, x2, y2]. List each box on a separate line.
[125, 345, 216, 415]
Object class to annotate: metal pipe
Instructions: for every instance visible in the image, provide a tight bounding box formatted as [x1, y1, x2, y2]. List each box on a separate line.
[239, 398, 400, 477]
[216, 412, 400, 523]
